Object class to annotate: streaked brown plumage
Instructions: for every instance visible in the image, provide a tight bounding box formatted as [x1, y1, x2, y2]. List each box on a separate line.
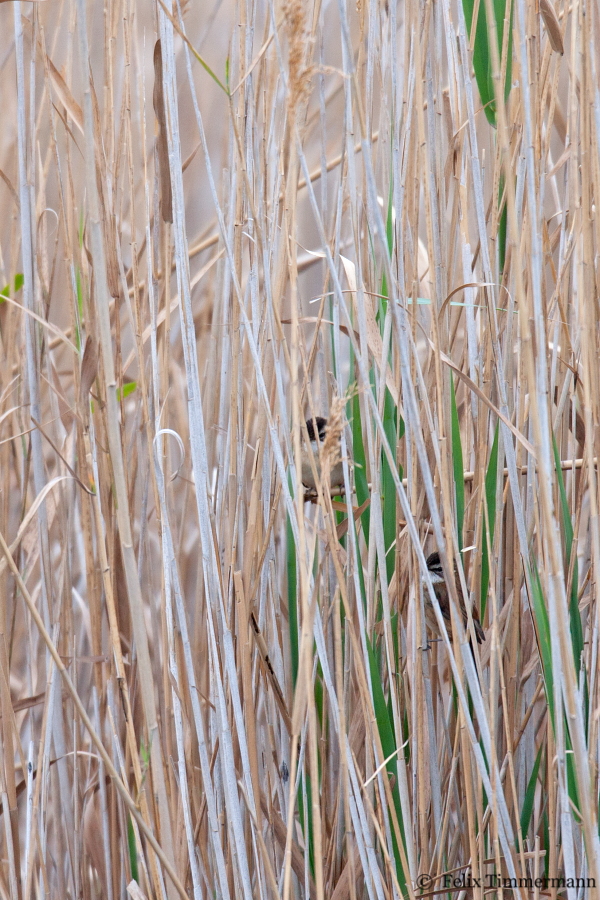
[423, 551, 485, 644]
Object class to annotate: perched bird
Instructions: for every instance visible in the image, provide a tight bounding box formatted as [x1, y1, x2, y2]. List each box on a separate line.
[301, 416, 344, 493]
[423, 551, 485, 645]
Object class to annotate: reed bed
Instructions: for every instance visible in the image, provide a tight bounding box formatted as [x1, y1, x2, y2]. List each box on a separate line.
[0, 0, 599, 897]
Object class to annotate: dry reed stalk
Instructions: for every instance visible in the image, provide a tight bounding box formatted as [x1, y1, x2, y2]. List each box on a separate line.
[0, 0, 598, 897]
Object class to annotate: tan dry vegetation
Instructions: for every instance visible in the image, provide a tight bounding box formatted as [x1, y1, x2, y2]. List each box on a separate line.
[0, 0, 599, 898]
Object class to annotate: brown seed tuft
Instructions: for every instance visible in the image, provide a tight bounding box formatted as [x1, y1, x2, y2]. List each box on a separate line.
[321, 397, 345, 480]
[283, 0, 313, 110]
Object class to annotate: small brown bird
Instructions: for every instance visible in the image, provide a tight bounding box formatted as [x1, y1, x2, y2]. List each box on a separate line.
[423, 551, 485, 644]
[301, 416, 344, 493]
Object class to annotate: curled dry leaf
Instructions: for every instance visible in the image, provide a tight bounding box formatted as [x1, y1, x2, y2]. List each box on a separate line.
[540, 0, 564, 54]
[80, 335, 98, 403]
[153, 40, 173, 224]
[46, 55, 84, 134]
[0, 477, 69, 581]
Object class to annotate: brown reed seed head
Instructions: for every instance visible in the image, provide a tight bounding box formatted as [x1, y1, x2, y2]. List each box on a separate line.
[283, 0, 313, 109]
[320, 398, 344, 480]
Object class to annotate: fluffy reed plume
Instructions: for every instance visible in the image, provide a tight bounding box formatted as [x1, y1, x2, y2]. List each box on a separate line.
[320, 396, 344, 481]
[283, 0, 313, 110]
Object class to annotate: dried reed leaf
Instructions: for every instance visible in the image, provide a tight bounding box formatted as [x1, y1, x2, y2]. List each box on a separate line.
[335, 497, 371, 539]
[89, 74, 121, 298]
[182, 140, 201, 173]
[121, 248, 224, 374]
[249, 612, 292, 734]
[80, 334, 98, 402]
[540, 0, 564, 54]
[42, 363, 75, 430]
[126, 880, 148, 900]
[259, 791, 317, 893]
[281, 316, 359, 341]
[0, 477, 69, 582]
[11, 692, 46, 714]
[439, 350, 536, 456]
[340, 256, 400, 408]
[153, 40, 172, 223]
[0, 294, 78, 352]
[31, 416, 94, 494]
[46, 55, 84, 134]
